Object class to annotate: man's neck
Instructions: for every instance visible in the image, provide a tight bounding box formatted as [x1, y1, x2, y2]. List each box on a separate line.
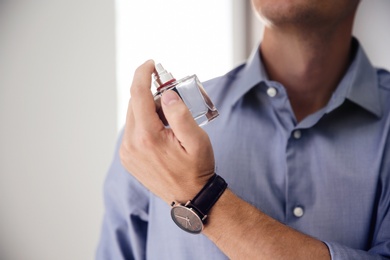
[260, 16, 355, 122]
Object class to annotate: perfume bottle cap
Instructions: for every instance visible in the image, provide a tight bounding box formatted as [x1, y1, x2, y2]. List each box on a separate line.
[153, 63, 176, 90]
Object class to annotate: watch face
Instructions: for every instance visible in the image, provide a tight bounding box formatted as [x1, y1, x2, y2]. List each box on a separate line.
[171, 205, 203, 234]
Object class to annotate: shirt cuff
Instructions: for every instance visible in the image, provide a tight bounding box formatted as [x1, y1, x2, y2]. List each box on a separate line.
[323, 241, 384, 260]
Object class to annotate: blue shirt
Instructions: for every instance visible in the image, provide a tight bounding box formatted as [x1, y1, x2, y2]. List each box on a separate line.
[97, 40, 390, 260]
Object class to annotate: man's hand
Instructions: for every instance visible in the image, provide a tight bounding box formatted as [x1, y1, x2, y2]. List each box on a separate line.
[119, 60, 215, 204]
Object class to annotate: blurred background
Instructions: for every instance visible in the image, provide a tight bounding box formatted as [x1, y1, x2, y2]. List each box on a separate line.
[0, 1, 389, 259]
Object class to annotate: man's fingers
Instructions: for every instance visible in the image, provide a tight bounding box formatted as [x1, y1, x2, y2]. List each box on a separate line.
[128, 60, 161, 129]
[161, 90, 207, 153]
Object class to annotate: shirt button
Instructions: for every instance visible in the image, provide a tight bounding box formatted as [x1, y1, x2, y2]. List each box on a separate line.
[266, 87, 277, 97]
[293, 130, 301, 139]
[293, 206, 304, 218]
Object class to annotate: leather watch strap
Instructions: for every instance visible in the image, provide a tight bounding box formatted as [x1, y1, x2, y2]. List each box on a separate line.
[190, 174, 227, 216]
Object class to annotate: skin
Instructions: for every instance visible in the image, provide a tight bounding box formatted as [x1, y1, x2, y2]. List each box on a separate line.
[253, 0, 360, 121]
[120, 1, 360, 259]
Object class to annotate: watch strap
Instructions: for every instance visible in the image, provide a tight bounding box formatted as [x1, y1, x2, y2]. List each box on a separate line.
[190, 174, 227, 216]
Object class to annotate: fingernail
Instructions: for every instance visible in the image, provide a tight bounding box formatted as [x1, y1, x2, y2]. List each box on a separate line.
[162, 90, 180, 105]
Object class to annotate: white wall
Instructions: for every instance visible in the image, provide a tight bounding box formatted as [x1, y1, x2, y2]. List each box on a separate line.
[0, 1, 117, 260]
[115, 0, 234, 129]
[353, 0, 390, 70]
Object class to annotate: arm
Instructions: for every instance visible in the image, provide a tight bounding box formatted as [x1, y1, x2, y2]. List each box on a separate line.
[96, 132, 149, 260]
[120, 60, 389, 259]
[205, 188, 389, 259]
[204, 189, 329, 259]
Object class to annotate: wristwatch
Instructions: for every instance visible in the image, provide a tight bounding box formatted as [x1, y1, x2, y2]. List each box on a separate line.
[170, 174, 227, 234]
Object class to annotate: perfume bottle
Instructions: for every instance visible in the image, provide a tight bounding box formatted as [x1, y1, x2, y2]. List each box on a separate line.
[153, 63, 219, 127]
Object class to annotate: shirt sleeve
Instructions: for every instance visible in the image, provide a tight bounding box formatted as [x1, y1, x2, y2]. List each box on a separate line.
[96, 132, 150, 260]
[324, 241, 386, 260]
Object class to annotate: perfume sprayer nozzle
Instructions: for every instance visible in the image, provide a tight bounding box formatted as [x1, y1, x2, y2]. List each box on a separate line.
[153, 63, 175, 89]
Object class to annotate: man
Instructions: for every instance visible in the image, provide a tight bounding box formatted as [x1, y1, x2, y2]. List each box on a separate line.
[97, 0, 390, 259]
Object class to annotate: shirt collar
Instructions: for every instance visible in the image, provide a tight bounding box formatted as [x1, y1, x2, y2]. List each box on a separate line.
[229, 39, 382, 118]
[327, 38, 382, 117]
[229, 46, 268, 106]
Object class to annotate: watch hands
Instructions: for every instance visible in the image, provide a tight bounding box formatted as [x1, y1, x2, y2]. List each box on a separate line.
[175, 215, 192, 227]
[175, 215, 188, 221]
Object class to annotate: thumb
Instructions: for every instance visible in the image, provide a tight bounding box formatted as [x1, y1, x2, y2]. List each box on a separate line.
[161, 90, 204, 150]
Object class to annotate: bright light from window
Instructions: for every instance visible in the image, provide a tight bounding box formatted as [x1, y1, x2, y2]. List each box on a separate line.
[115, 0, 234, 130]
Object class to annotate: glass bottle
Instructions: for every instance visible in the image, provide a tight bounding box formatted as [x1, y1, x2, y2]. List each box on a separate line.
[153, 63, 219, 127]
